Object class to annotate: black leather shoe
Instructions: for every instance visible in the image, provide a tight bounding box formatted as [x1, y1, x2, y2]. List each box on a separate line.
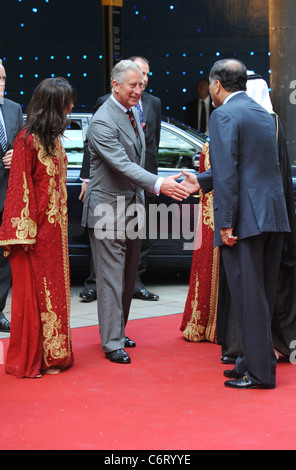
[125, 337, 136, 348]
[224, 376, 275, 390]
[221, 355, 236, 364]
[223, 369, 242, 379]
[105, 349, 131, 364]
[133, 288, 159, 301]
[0, 314, 10, 332]
[79, 289, 97, 303]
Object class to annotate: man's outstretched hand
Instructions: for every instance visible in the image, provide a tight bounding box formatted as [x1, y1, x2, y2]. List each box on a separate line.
[180, 169, 201, 194]
[160, 173, 190, 201]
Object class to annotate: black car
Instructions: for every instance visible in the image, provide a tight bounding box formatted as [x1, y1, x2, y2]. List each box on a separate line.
[64, 113, 208, 272]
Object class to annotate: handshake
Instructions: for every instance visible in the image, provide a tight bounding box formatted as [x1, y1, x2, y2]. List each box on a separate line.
[159, 169, 200, 201]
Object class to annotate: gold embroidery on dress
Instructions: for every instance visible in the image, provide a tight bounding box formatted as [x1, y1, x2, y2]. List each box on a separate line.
[205, 246, 219, 342]
[182, 274, 206, 342]
[41, 278, 68, 367]
[34, 135, 68, 227]
[201, 143, 214, 231]
[34, 135, 72, 364]
[182, 142, 218, 343]
[203, 142, 210, 171]
[202, 194, 214, 230]
[11, 172, 37, 240]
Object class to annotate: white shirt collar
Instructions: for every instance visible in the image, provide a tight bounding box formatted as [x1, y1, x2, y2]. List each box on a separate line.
[199, 95, 210, 104]
[111, 93, 129, 113]
[223, 91, 245, 105]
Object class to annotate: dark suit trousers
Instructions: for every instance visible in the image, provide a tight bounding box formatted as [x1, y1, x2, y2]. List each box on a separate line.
[220, 232, 283, 387]
[0, 211, 11, 312]
[89, 228, 141, 353]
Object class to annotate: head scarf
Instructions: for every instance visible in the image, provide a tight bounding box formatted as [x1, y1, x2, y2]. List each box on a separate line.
[246, 70, 273, 113]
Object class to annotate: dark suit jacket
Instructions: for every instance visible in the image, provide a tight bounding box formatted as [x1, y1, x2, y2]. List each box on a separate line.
[0, 98, 24, 212]
[198, 92, 290, 247]
[184, 95, 214, 131]
[80, 91, 161, 179]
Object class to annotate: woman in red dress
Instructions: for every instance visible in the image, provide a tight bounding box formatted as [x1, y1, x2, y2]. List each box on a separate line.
[0, 77, 76, 377]
[180, 141, 219, 343]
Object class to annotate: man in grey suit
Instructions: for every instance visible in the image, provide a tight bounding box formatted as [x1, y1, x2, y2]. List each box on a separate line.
[82, 60, 188, 363]
[182, 59, 290, 389]
[0, 60, 24, 332]
[79, 56, 162, 302]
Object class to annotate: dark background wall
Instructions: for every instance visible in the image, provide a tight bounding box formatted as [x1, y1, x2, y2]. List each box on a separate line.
[2, 0, 269, 122]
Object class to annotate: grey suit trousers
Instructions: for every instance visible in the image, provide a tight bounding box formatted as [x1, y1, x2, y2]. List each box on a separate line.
[89, 228, 141, 353]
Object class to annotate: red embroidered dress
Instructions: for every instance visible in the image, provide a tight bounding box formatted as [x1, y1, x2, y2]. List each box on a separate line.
[0, 130, 73, 377]
[180, 142, 219, 343]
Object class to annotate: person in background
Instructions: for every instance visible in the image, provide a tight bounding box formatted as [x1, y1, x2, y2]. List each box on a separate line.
[0, 59, 24, 333]
[0, 77, 76, 378]
[180, 140, 219, 344]
[184, 78, 214, 135]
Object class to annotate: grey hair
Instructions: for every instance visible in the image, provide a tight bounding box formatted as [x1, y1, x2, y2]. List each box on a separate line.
[111, 59, 143, 90]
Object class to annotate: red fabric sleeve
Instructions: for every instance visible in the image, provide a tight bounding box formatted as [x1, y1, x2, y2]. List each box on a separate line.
[0, 130, 37, 254]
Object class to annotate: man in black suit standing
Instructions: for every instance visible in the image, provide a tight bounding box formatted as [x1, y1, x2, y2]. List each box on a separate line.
[79, 56, 161, 302]
[184, 78, 214, 134]
[0, 60, 24, 332]
[181, 59, 290, 389]
[129, 56, 161, 301]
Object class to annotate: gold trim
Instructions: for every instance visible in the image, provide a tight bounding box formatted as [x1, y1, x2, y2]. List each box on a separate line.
[34, 135, 72, 364]
[35, 135, 68, 227]
[11, 172, 37, 241]
[182, 274, 205, 342]
[205, 246, 220, 342]
[41, 278, 68, 367]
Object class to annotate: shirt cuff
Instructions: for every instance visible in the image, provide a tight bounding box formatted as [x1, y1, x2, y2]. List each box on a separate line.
[153, 177, 164, 195]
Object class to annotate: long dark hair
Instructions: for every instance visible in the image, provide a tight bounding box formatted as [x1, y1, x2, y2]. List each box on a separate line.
[24, 77, 76, 153]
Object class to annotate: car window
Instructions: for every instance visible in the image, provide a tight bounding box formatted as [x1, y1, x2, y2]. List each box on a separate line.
[158, 127, 201, 169]
[62, 120, 85, 166]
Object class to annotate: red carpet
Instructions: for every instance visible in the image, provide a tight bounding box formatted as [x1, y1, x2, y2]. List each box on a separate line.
[0, 313, 295, 451]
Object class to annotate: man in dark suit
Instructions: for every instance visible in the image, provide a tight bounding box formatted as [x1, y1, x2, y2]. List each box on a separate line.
[79, 56, 162, 302]
[0, 60, 24, 332]
[184, 78, 214, 134]
[181, 59, 290, 389]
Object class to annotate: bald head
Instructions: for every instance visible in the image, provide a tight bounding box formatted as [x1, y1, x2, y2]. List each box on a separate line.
[209, 59, 247, 92]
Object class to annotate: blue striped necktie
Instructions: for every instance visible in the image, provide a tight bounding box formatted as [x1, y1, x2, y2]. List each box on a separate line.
[0, 119, 7, 152]
[135, 101, 143, 123]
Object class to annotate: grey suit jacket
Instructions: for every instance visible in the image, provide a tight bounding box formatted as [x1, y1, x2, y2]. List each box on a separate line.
[0, 98, 24, 212]
[80, 91, 161, 179]
[198, 92, 290, 247]
[81, 96, 158, 232]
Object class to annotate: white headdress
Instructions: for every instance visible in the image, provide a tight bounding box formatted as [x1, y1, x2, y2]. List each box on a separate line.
[246, 70, 273, 113]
